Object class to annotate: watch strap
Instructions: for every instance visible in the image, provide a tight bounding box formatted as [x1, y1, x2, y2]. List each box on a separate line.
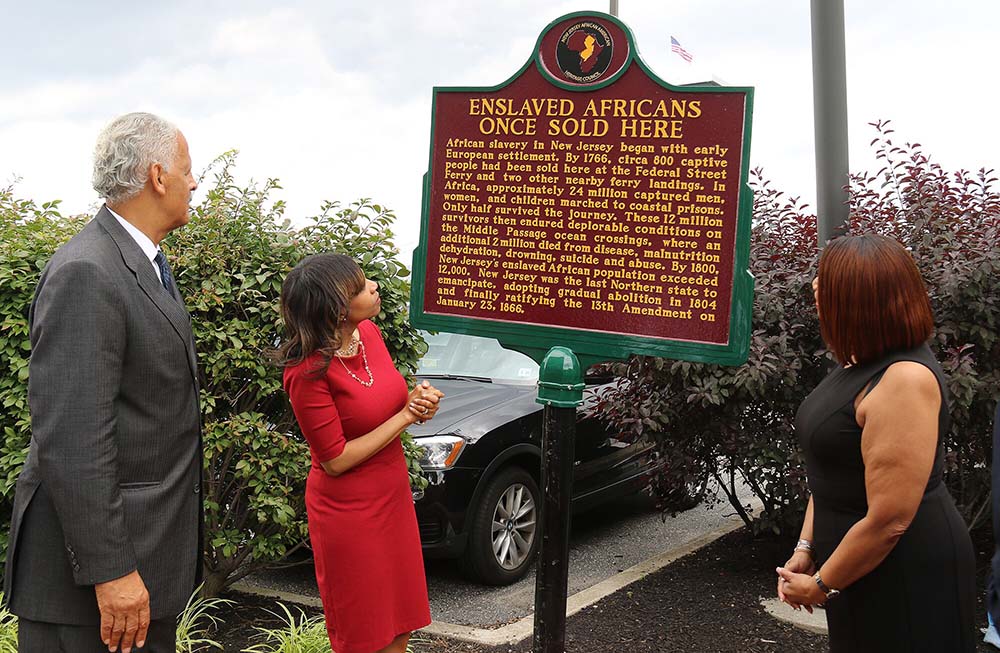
[814, 572, 840, 599]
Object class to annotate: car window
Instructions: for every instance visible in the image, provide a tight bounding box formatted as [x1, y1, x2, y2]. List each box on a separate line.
[417, 332, 539, 383]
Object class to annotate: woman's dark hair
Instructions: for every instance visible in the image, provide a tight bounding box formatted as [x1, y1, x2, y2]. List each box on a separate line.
[817, 233, 934, 366]
[273, 253, 365, 373]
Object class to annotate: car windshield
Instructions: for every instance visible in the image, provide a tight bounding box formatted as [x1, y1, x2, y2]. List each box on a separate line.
[417, 332, 539, 384]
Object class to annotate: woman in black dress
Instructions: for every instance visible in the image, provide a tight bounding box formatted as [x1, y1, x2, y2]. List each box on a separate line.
[775, 234, 975, 652]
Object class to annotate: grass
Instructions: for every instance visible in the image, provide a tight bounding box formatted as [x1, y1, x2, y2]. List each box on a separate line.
[242, 602, 425, 653]
[0, 591, 428, 653]
[176, 586, 234, 652]
[241, 602, 330, 653]
[0, 596, 16, 653]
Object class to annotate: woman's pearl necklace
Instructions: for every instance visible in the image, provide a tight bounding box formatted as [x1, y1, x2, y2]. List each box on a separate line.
[335, 335, 359, 357]
[337, 338, 374, 387]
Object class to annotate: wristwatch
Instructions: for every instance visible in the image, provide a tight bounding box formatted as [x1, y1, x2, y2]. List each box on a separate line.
[814, 572, 841, 600]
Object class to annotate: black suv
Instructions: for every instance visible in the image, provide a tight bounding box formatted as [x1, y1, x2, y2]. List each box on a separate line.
[410, 332, 662, 585]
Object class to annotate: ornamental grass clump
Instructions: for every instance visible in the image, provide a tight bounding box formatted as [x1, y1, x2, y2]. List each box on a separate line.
[241, 603, 329, 653]
[241, 603, 425, 653]
[175, 585, 234, 652]
[0, 593, 17, 653]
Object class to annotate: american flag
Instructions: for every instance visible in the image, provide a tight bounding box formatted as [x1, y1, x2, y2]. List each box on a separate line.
[671, 36, 693, 63]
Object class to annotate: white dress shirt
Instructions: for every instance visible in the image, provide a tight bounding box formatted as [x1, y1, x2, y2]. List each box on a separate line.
[107, 207, 163, 284]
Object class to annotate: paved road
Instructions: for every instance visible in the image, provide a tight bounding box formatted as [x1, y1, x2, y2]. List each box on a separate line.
[241, 491, 753, 629]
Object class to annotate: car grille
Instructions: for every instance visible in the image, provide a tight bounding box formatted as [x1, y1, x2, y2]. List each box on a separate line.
[418, 518, 444, 543]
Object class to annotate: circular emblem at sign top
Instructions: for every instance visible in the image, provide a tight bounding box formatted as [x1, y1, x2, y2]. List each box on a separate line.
[556, 21, 614, 84]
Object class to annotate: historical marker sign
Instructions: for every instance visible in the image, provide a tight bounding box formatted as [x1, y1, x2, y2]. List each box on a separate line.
[411, 12, 754, 366]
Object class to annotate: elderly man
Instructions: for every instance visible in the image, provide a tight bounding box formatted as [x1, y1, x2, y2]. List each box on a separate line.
[3, 113, 202, 653]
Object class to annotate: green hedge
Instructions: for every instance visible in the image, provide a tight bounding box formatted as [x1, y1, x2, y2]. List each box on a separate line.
[0, 193, 86, 560]
[0, 154, 428, 595]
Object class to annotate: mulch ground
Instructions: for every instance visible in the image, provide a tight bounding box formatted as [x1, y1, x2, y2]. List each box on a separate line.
[212, 589, 322, 652]
[214, 526, 997, 652]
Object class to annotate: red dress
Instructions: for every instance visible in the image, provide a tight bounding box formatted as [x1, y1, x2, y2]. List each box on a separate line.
[284, 320, 431, 653]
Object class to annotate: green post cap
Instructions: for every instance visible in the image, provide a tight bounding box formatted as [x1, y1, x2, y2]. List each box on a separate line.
[536, 346, 585, 408]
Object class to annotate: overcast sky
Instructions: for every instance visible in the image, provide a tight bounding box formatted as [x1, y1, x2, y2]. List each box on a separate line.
[2, 1, 997, 257]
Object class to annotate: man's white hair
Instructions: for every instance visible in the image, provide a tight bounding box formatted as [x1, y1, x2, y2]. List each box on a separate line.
[92, 112, 179, 204]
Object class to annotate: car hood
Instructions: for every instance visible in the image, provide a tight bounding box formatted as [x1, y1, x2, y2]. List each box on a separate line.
[407, 377, 538, 441]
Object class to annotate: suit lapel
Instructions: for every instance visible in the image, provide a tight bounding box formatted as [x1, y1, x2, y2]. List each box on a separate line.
[95, 207, 199, 384]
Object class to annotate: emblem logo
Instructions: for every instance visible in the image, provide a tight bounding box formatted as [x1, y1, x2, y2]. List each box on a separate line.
[556, 21, 614, 83]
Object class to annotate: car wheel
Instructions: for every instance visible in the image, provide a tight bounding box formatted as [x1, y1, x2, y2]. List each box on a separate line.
[460, 466, 540, 585]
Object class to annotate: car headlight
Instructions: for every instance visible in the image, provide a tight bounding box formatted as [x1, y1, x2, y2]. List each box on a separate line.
[416, 435, 466, 470]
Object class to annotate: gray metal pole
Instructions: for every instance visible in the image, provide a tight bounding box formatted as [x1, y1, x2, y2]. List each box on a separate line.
[810, 0, 850, 245]
[610, 0, 619, 17]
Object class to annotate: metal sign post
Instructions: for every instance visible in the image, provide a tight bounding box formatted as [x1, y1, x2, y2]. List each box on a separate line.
[532, 347, 584, 653]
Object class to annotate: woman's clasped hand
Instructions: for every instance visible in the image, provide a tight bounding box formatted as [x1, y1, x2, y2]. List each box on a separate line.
[776, 548, 818, 613]
[407, 380, 444, 424]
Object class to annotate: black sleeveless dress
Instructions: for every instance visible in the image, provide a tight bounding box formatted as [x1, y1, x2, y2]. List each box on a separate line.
[795, 344, 976, 652]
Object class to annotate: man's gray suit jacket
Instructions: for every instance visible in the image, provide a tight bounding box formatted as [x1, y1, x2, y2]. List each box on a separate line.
[3, 207, 203, 624]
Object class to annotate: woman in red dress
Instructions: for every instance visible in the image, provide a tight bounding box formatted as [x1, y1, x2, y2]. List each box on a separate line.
[277, 253, 442, 653]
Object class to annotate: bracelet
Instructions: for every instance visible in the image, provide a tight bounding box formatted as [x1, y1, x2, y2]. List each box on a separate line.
[793, 538, 814, 558]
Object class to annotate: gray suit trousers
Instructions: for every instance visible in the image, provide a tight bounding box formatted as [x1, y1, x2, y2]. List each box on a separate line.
[18, 616, 176, 653]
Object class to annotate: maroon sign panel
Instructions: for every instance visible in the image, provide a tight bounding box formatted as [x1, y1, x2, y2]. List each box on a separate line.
[421, 14, 750, 346]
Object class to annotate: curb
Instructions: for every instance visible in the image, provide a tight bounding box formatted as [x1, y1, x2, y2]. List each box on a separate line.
[760, 597, 829, 635]
[234, 508, 753, 646]
[230, 583, 324, 609]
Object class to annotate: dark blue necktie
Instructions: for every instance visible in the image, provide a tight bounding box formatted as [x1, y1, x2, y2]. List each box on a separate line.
[153, 250, 176, 298]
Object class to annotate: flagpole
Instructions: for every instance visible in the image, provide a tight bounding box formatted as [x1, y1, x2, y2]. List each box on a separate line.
[810, 0, 850, 245]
